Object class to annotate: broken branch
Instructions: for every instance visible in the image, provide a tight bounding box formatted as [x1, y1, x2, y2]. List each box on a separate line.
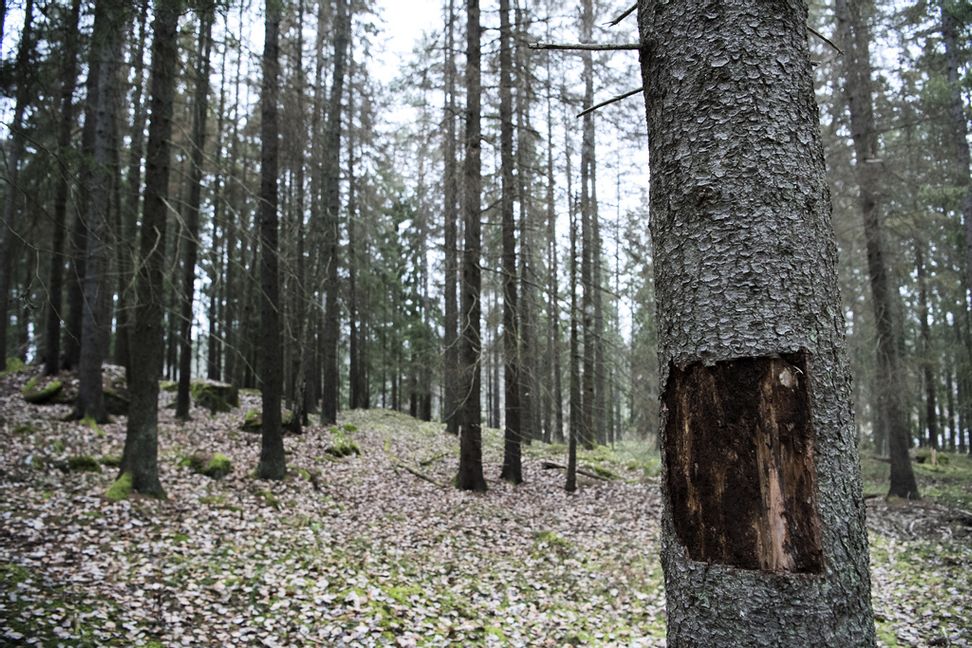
[529, 41, 641, 52]
[808, 25, 842, 55]
[577, 87, 644, 118]
[606, 2, 637, 27]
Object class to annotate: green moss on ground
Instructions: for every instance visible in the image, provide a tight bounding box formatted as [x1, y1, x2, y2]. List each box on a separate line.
[860, 453, 972, 509]
[105, 473, 133, 502]
[66, 455, 102, 473]
[180, 451, 233, 479]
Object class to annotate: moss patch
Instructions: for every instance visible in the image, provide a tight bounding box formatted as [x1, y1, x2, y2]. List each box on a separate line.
[105, 472, 133, 502]
[66, 455, 102, 473]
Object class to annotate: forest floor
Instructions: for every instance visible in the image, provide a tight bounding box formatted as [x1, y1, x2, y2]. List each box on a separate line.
[0, 364, 970, 647]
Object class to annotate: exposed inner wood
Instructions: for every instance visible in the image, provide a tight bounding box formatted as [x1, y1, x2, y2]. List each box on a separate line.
[663, 352, 824, 573]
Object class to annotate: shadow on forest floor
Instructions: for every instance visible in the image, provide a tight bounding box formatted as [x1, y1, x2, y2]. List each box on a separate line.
[0, 364, 969, 646]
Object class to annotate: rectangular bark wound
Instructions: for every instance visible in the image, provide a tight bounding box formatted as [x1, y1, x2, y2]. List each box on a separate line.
[664, 352, 823, 573]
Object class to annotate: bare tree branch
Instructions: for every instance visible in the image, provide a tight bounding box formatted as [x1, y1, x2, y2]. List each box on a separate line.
[577, 87, 643, 118]
[529, 41, 640, 52]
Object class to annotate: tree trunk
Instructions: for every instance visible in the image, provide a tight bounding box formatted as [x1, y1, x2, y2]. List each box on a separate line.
[638, 0, 876, 643]
[0, 0, 33, 358]
[567, 136, 579, 493]
[175, 4, 215, 420]
[114, 0, 151, 377]
[835, 0, 919, 498]
[579, 0, 596, 450]
[457, 0, 487, 492]
[257, 0, 285, 481]
[43, 0, 82, 376]
[121, 0, 183, 498]
[321, 0, 351, 425]
[915, 241, 938, 450]
[442, 0, 460, 435]
[76, 0, 127, 423]
[499, 0, 522, 484]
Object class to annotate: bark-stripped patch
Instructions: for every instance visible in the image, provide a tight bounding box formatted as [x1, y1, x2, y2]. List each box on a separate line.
[663, 352, 823, 573]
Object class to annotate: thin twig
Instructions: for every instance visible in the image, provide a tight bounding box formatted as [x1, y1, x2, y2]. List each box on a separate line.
[808, 25, 842, 55]
[529, 41, 641, 52]
[577, 87, 643, 118]
[606, 2, 637, 27]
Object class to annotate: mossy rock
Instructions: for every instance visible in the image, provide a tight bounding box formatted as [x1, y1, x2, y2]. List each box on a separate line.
[103, 387, 130, 416]
[325, 433, 360, 458]
[65, 455, 102, 473]
[241, 408, 295, 433]
[22, 377, 63, 405]
[191, 380, 239, 413]
[912, 449, 949, 466]
[160, 380, 178, 393]
[181, 451, 233, 479]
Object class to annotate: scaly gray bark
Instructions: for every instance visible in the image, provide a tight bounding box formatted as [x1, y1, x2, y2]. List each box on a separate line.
[835, 0, 919, 499]
[457, 0, 487, 492]
[121, 0, 183, 498]
[257, 0, 285, 481]
[637, 0, 876, 643]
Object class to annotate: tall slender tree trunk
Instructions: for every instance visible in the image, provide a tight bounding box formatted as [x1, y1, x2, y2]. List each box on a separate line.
[176, 4, 216, 419]
[114, 0, 151, 377]
[257, 0, 285, 481]
[443, 0, 460, 435]
[457, 0, 487, 492]
[545, 18, 563, 445]
[638, 1, 876, 643]
[499, 0, 522, 484]
[321, 0, 351, 424]
[567, 143, 579, 493]
[0, 0, 34, 358]
[76, 0, 127, 423]
[121, 0, 183, 498]
[835, 0, 919, 498]
[915, 241, 938, 450]
[43, 0, 82, 376]
[579, 0, 596, 450]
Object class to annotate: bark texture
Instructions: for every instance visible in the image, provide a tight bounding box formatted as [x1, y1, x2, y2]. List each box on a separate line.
[637, 1, 875, 644]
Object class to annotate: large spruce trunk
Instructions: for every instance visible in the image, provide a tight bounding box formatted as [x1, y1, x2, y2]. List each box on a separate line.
[637, 1, 875, 644]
